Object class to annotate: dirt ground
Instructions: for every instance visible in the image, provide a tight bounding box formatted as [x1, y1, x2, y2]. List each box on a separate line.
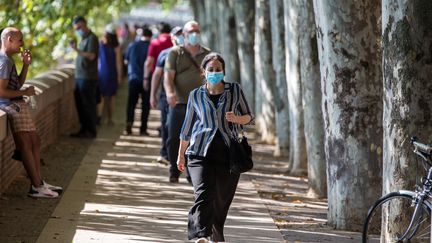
[0, 137, 92, 243]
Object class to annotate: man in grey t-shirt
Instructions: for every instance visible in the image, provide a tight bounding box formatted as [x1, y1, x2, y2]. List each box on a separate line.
[70, 16, 99, 138]
[163, 21, 211, 183]
[0, 27, 61, 198]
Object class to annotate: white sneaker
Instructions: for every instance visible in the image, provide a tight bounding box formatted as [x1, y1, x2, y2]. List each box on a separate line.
[42, 180, 63, 193]
[195, 237, 214, 243]
[156, 156, 169, 165]
[28, 185, 59, 198]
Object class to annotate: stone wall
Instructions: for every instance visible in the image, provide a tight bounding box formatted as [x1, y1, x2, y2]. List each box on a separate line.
[0, 64, 78, 192]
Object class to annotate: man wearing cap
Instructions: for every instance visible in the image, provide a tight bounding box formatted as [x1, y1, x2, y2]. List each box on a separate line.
[163, 20, 211, 183]
[70, 16, 99, 138]
[149, 26, 184, 165]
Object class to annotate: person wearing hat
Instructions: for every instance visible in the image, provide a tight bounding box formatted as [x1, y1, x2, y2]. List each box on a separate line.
[97, 23, 122, 125]
[149, 26, 184, 165]
[70, 16, 99, 138]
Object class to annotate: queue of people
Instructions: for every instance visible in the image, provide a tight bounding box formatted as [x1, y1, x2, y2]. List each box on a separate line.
[0, 18, 253, 243]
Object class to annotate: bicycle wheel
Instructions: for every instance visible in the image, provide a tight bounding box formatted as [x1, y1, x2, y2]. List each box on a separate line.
[363, 192, 431, 243]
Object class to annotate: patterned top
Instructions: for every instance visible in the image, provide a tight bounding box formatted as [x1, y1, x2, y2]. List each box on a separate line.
[0, 52, 20, 105]
[180, 82, 253, 157]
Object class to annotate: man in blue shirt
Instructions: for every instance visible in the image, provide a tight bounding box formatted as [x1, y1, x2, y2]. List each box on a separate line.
[124, 27, 152, 135]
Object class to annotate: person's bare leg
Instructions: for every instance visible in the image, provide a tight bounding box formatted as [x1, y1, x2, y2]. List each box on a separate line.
[13, 132, 41, 187]
[108, 96, 115, 124]
[29, 131, 41, 181]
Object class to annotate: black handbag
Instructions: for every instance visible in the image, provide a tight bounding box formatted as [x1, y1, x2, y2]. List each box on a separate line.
[228, 84, 253, 174]
[229, 136, 253, 174]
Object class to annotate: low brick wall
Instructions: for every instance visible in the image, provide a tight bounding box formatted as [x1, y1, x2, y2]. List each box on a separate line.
[0, 64, 78, 192]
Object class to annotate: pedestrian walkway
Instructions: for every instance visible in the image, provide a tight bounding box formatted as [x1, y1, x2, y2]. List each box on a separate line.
[35, 87, 283, 242]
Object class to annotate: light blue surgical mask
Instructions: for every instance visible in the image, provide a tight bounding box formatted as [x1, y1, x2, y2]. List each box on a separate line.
[188, 32, 200, 46]
[176, 35, 184, 45]
[75, 29, 85, 38]
[206, 71, 224, 85]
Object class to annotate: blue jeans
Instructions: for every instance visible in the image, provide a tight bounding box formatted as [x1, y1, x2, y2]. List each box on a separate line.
[126, 80, 150, 133]
[74, 78, 97, 136]
[159, 91, 169, 158]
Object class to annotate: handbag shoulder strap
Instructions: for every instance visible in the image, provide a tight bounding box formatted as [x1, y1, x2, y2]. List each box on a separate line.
[228, 83, 244, 139]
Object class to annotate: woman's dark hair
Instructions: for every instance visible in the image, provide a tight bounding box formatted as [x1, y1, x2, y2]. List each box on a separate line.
[104, 32, 119, 48]
[201, 52, 225, 74]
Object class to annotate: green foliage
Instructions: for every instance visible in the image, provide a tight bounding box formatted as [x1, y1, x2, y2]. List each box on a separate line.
[0, 0, 154, 78]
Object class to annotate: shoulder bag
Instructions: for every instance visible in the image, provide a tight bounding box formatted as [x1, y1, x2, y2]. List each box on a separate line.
[228, 83, 253, 174]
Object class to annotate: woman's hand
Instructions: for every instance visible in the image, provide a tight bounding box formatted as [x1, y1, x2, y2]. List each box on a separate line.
[177, 155, 186, 172]
[225, 111, 238, 123]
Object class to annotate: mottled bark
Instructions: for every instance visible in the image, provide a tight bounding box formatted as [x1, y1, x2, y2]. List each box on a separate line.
[284, 0, 307, 174]
[217, 0, 240, 83]
[203, 0, 218, 50]
[270, 0, 289, 156]
[233, 0, 255, 111]
[189, 0, 205, 28]
[299, 0, 327, 198]
[382, 0, 432, 240]
[254, 0, 276, 143]
[313, 0, 382, 230]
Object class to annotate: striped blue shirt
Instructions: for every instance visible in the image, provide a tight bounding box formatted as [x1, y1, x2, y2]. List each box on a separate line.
[180, 82, 253, 157]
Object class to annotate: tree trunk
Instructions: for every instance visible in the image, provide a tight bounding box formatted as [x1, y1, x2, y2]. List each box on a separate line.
[299, 0, 327, 198]
[203, 0, 218, 50]
[382, 0, 432, 239]
[254, 0, 276, 143]
[269, 0, 289, 157]
[313, 0, 382, 230]
[233, 0, 255, 112]
[217, 0, 240, 83]
[284, 0, 307, 174]
[189, 0, 204, 27]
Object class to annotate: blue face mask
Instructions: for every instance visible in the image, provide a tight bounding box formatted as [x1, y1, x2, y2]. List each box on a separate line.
[206, 71, 224, 85]
[176, 35, 184, 45]
[75, 29, 85, 38]
[188, 32, 200, 46]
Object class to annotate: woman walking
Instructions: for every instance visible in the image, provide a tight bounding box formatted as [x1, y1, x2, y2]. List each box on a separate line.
[177, 53, 253, 243]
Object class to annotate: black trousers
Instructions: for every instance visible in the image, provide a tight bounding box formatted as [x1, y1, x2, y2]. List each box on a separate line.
[166, 104, 187, 178]
[187, 135, 240, 241]
[126, 80, 150, 133]
[74, 78, 97, 136]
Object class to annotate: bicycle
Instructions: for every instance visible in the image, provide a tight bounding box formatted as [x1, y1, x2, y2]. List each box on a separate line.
[362, 137, 432, 242]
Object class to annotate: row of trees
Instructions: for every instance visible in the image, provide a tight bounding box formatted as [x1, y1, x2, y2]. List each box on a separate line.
[191, 0, 432, 234]
[0, 0, 177, 77]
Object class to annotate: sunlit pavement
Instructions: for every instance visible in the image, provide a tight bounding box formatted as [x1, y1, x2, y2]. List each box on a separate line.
[36, 85, 283, 242]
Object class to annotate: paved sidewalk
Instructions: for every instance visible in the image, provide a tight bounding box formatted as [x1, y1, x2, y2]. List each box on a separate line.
[36, 111, 283, 242]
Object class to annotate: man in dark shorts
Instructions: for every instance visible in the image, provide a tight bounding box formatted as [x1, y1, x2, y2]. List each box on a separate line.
[0, 27, 62, 198]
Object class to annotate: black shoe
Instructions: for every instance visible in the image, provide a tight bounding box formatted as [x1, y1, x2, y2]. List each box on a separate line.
[140, 131, 149, 136]
[12, 149, 22, 161]
[70, 131, 95, 139]
[169, 177, 179, 183]
[125, 124, 132, 135]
